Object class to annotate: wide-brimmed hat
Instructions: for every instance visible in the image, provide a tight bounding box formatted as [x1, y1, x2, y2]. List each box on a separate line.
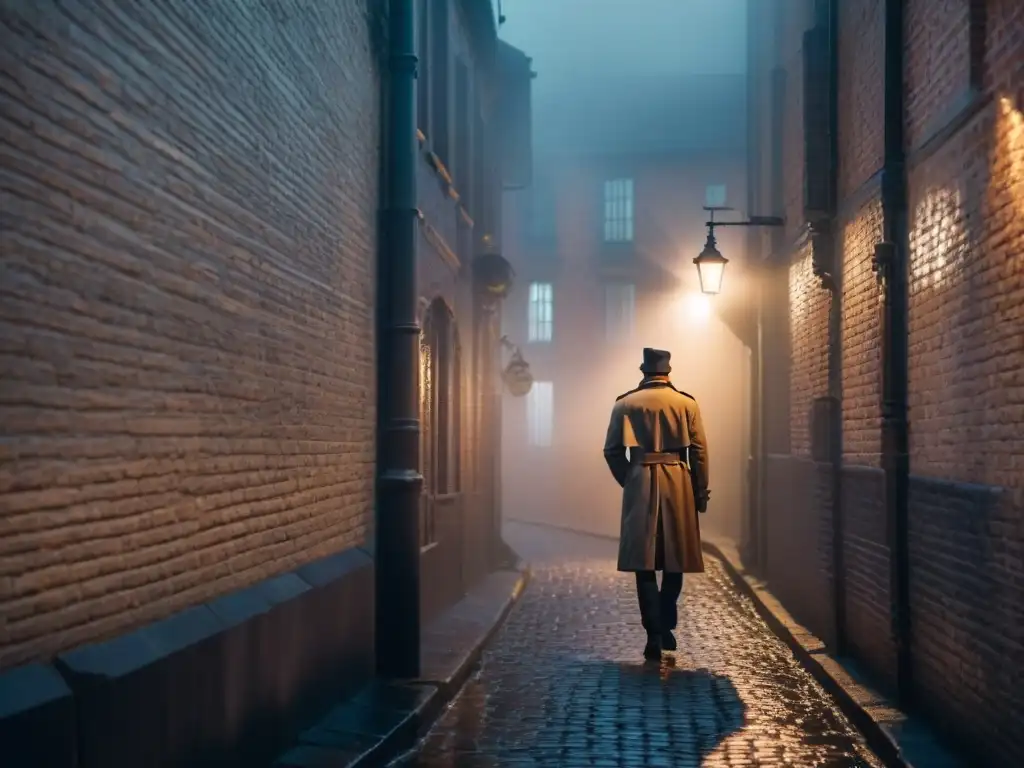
[640, 347, 671, 374]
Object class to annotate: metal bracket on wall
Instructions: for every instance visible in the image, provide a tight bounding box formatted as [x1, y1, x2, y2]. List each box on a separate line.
[872, 241, 897, 287]
[810, 222, 837, 292]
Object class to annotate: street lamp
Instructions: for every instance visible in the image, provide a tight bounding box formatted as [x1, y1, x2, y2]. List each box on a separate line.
[695, 206, 785, 295]
[694, 231, 728, 295]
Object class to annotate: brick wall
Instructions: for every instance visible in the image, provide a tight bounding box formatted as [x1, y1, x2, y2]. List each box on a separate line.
[836, 0, 885, 200]
[788, 245, 830, 458]
[839, 200, 884, 465]
[902, 0, 1024, 761]
[0, 0, 380, 670]
[754, 0, 1023, 761]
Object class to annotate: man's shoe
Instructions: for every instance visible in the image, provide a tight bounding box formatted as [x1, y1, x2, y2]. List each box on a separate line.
[643, 636, 662, 660]
[661, 631, 677, 651]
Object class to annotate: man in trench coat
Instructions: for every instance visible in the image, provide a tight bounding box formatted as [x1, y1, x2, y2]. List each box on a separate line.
[603, 348, 711, 659]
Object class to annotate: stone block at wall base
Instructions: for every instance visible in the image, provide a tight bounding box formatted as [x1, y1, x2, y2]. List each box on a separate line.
[0, 662, 77, 768]
[840, 465, 893, 691]
[908, 477, 1023, 768]
[52, 546, 374, 768]
[763, 455, 834, 642]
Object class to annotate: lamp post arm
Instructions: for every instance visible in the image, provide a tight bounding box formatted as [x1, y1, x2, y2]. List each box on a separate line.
[705, 216, 786, 229]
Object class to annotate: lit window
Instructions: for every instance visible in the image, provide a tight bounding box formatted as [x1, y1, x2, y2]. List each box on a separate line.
[527, 381, 554, 447]
[705, 184, 727, 207]
[527, 282, 553, 342]
[605, 283, 635, 341]
[603, 178, 634, 242]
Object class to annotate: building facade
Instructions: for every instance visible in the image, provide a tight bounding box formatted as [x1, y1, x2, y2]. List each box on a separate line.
[747, 0, 1023, 764]
[0, 1, 531, 765]
[501, 74, 751, 543]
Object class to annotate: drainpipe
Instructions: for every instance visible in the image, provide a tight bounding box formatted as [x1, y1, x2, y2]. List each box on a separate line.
[744, 0, 762, 569]
[874, 0, 911, 704]
[376, 0, 422, 680]
[824, 0, 846, 659]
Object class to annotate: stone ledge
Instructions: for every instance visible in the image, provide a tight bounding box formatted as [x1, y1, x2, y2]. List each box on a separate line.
[0, 662, 77, 768]
[704, 535, 968, 768]
[273, 565, 530, 768]
[45, 545, 374, 768]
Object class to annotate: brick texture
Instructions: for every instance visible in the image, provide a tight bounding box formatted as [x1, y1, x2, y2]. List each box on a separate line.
[908, 479, 1022, 767]
[839, 199, 884, 466]
[0, 0, 380, 669]
[836, 0, 885, 199]
[787, 244, 829, 458]
[902, 0, 1024, 760]
[840, 466, 893, 686]
[905, 0, 972, 148]
[754, 0, 1023, 762]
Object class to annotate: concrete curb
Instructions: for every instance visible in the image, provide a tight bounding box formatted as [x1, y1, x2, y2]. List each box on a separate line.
[351, 565, 532, 768]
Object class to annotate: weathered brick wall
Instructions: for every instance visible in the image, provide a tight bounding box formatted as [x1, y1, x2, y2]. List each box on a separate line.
[836, 0, 884, 466]
[0, 0, 380, 670]
[757, 0, 1023, 757]
[788, 245, 830, 458]
[836, 0, 885, 200]
[903, 0, 1024, 760]
[839, 201, 884, 465]
[904, 0, 972, 148]
[907, 479, 1021, 765]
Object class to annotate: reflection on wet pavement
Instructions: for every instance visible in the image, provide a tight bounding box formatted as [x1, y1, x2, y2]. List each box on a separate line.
[393, 522, 884, 767]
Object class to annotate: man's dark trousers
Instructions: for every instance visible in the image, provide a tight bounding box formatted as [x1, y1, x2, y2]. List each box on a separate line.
[635, 511, 683, 635]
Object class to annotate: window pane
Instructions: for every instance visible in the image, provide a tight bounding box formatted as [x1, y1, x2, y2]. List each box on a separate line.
[603, 177, 634, 243]
[528, 282, 553, 342]
[705, 184, 727, 207]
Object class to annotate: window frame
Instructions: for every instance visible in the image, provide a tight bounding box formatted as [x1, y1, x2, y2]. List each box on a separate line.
[527, 281, 554, 343]
[705, 183, 728, 208]
[603, 178, 635, 243]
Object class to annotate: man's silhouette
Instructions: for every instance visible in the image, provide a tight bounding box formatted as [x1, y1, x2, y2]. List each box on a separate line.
[603, 348, 711, 659]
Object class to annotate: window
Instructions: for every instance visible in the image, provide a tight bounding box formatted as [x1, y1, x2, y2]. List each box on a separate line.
[527, 381, 554, 447]
[603, 178, 634, 242]
[605, 283, 636, 341]
[705, 184, 728, 208]
[527, 282, 553, 342]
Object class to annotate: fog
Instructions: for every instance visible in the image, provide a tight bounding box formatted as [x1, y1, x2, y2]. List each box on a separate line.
[498, 0, 754, 545]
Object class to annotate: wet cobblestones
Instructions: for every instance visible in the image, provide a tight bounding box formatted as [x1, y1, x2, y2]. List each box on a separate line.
[394, 522, 884, 767]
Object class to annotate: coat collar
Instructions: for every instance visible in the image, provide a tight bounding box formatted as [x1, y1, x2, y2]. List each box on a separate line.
[637, 377, 673, 391]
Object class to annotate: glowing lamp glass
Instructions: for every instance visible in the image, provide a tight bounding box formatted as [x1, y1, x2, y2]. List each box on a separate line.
[694, 238, 728, 295]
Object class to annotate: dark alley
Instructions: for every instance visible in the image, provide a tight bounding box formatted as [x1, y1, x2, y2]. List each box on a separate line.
[393, 522, 888, 768]
[1, 0, 1022, 767]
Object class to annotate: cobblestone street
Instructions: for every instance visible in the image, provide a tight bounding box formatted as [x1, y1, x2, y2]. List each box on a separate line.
[394, 521, 885, 768]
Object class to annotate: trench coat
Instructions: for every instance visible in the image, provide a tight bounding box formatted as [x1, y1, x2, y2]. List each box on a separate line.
[603, 379, 710, 573]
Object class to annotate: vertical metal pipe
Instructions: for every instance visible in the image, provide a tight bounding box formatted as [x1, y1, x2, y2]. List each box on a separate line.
[879, 0, 912, 704]
[824, 0, 847, 658]
[376, 0, 423, 679]
[744, 0, 762, 569]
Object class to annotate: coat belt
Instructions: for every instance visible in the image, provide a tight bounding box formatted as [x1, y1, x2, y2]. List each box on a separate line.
[632, 451, 687, 466]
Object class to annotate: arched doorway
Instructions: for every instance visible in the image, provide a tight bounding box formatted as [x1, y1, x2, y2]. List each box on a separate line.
[419, 297, 463, 547]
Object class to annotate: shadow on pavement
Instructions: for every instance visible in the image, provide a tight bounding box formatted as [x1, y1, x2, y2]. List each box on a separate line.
[525, 658, 748, 767]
